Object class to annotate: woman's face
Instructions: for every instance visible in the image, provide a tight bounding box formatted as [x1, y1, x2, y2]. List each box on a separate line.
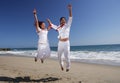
[40, 23, 46, 29]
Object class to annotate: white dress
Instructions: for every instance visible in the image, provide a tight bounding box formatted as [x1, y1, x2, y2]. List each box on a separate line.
[36, 28, 50, 59]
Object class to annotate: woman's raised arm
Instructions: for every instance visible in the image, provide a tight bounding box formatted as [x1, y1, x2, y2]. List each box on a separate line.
[33, 9, 40, 33]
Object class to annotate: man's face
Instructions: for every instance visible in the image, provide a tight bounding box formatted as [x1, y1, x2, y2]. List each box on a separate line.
[60, 18, 66, 25]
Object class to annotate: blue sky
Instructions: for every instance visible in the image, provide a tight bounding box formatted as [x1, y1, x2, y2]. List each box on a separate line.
[0, 0, 120, 48]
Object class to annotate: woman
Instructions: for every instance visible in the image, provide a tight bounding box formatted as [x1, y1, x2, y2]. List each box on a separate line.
[33, 9, 51, 63]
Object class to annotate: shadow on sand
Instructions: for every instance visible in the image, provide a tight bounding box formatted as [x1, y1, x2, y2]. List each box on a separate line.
[0, 76, 60, 83]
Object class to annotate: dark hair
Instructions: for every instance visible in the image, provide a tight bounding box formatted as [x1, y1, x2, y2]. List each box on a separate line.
[34, 21, 44, 29]
[38, 21, 44, 28]
[60, 17, 66, 22]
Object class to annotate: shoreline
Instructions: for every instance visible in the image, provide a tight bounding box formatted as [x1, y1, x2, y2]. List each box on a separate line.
[0, 54, 120, 83]
[0, 54, 120, 67]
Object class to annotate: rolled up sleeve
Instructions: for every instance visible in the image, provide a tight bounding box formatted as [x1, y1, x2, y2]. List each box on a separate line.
[51, 24, 58, 30]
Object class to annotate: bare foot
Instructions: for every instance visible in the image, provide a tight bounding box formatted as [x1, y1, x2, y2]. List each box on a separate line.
[35, 57, 37, 62]
[41, 59, 44, 63]
[61, 66, 64, 71]
[66, 69, 69, 72]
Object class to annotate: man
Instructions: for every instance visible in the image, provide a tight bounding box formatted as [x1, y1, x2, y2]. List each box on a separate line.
[47, 4, 72, 72]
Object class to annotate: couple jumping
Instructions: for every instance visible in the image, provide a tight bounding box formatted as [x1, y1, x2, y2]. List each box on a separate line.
[33, 4, 72, 72]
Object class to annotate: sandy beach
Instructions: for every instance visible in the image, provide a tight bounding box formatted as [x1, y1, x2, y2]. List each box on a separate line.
[0, 55, 120, 83]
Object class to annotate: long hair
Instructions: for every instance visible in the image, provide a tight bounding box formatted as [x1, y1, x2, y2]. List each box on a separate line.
[34, 21, 44, 29]
[38, 21, 44, 29]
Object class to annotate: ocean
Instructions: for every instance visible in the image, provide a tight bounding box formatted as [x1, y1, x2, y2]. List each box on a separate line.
[0, 44, 120, 66]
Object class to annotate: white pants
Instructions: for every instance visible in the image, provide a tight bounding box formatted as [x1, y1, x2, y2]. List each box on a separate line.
[58, 40, 70, 69]
[37, 43, 50, 60]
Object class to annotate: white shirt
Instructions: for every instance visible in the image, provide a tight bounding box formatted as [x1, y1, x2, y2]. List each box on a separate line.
[37, 27, 48, 43]
[51, 17, 72, 39]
